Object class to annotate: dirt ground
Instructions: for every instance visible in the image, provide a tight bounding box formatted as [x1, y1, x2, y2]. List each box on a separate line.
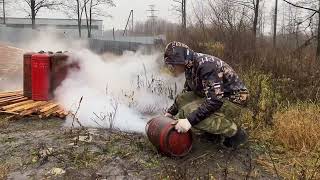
[0, 115, 280, 180]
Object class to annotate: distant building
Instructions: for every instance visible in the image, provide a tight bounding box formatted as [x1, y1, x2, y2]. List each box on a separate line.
[0, 17, 103, 38]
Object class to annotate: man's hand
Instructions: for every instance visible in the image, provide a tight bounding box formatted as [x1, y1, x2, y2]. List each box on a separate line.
[165, 113, 174, 118]
[174, 119, 192, 133]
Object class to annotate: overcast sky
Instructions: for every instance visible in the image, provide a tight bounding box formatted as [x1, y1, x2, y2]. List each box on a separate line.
[8, 0, 183, 30]
[103, 0, 180, 30]
[6, 0, 310, 32]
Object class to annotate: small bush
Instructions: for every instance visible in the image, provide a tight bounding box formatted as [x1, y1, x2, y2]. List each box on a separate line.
[200, 42, 225, 58]
[241, 70, 281, 128]
[273, 103, 320, 152]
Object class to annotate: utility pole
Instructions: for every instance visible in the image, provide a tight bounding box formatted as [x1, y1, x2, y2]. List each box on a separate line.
[131, 10, 134, 34]
[147, 4, 158, 35]
[123, 10, 133, 36]
[182, 0, 186, 30]
[1, 0, 5, 24]
[317, 0, 320, 58]
[273, 0, 278, 48]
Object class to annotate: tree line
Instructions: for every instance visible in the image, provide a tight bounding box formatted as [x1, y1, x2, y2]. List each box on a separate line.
[1, 0, 115, 38]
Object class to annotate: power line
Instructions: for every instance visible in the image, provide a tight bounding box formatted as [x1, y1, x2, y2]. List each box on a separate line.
[146, 4, 158, 35]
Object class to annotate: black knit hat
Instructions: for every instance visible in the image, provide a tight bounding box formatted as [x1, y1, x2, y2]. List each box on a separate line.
[164, 41, 193, 65]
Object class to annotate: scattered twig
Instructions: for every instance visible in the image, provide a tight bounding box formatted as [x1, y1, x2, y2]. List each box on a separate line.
[71, 96, 84, 128]
[266, 144, 281, 179]
[223, 149, 235, 180]
[245, 150, 254, 180]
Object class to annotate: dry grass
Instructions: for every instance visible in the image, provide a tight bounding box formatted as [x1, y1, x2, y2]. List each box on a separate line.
[0, 164, 9, 180]
[273, 103, 320, 152]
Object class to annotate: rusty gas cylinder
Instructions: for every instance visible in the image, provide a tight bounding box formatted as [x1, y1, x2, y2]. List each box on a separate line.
[146, 116, 193, 157]
[50, 51, 79, 95]
[31, 52, 52, 101]
[23, 52, 35, 98]
[50, 51, 69, 94]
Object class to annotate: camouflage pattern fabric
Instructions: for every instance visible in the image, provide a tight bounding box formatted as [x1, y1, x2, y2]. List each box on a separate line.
[175, 92, 242, 137]
[167, 50, 249, 126]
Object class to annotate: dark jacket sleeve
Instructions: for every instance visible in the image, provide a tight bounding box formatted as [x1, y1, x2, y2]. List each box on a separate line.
[167, 99, 179, 116]
[183, 80, 192, 92]
[187, 63, 224, 126]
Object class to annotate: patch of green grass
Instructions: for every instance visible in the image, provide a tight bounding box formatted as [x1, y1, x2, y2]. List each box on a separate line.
[0, 136, 17, 144]
[69, 147, 100, 169]
[140, 157, 161, 169]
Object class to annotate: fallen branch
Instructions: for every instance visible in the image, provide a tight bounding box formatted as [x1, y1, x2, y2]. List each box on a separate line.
[282, 0, 319, 13]
[266, 144, 281, 179]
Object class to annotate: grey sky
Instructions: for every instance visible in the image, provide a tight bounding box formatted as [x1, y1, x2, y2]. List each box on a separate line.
[8, 0, 182, 30]
[103, 0, 179, 30]
[6, 0, 312, 33]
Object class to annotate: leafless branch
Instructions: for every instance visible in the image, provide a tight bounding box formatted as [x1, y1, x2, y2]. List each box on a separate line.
[282, 0, 319, 13]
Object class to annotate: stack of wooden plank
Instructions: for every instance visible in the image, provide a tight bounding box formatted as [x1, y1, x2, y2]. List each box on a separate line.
[0, 91, 68, 119]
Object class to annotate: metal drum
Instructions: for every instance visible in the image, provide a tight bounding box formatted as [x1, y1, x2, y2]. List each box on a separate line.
[31, 52, 52, 101]
[146, 116, 193, 157]
[50, 51, 79, 95]
[50, 51, 69, 95]
[23, 52, 35, 98]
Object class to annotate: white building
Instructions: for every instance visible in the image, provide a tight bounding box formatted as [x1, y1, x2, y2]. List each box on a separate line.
[0, 17, 103, 38]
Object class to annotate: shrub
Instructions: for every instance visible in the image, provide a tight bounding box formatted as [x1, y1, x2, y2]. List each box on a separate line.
[240, 70, 281, 128]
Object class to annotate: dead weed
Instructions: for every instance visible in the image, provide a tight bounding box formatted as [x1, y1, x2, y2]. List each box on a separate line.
[273, 103, 320, 152]
[0, 164, 9, 180]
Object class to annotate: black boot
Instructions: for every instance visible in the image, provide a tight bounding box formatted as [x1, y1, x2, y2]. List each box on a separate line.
[223, 128, 248, 148]
[199, 132, 223, 144]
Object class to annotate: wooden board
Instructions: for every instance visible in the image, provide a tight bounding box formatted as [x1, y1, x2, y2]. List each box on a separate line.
[0, 91, 23, 98]
[2, 100, 34, 110]
[0, 91, 67, 119]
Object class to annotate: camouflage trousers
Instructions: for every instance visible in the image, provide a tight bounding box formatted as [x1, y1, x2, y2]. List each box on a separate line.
[175, 92, 243, 137]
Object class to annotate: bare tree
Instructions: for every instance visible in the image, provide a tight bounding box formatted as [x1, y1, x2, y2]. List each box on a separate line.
[0, 0, 5, 24]
[192, 1, 208, 40]
[252, 0, 261, 41]
[231, 0, 263, 45]
[83, 0, 115, 38]
[76, 0, 83, 37]
[172, 0, 187, 30]
[62, 0, 86, 37]
[19, 0, 62, 29]
[282, 0, 320, 58]
[274, 0, 278, 48]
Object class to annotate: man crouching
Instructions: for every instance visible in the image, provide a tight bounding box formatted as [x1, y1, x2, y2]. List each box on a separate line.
[164, 41, 249, 148]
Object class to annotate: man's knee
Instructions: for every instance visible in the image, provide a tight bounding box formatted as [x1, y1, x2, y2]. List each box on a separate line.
[176, 92, 201, 108]
[194, 116, 238, 137]
[222, 123, 238, 137]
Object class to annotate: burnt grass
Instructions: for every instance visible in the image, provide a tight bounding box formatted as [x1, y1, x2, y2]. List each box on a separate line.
[0, 115, 277, 179]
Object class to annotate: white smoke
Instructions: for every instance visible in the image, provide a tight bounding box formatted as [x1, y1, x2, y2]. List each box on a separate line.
[2, 29, 184, 133]
[55, 48, 184, 133]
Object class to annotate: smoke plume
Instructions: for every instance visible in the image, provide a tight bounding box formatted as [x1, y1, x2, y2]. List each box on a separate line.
[55, 49, 183, 133]
[1, 30, 184, 133]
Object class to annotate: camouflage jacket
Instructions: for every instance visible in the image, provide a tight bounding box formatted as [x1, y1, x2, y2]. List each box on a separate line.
[167, 53, 249, 126]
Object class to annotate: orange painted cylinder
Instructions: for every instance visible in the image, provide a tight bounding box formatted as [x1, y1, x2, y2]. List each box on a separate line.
[146, 116, 193, 157]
